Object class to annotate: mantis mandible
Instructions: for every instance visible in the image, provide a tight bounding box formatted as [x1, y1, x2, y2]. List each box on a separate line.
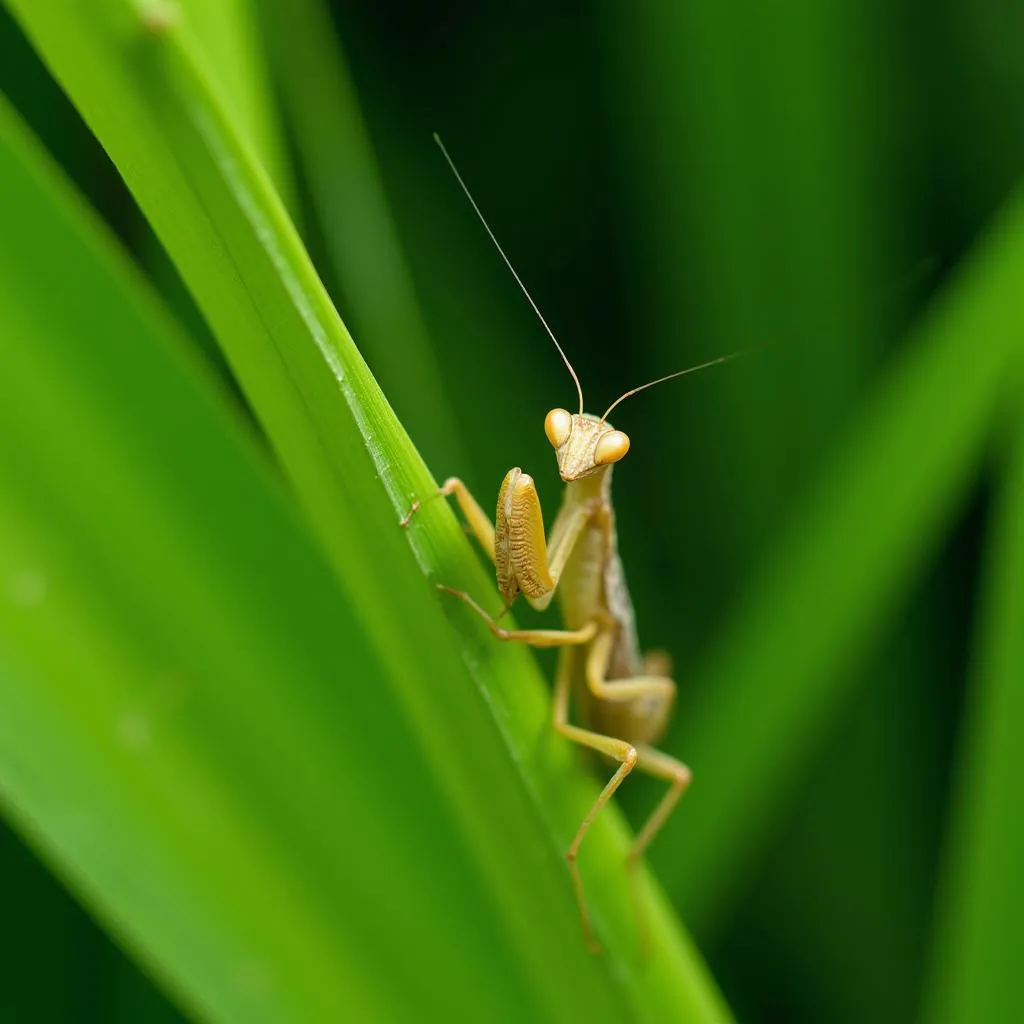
[404, 135, 734, 953]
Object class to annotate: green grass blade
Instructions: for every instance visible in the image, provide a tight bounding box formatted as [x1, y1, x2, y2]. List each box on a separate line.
[3, 4, 728, 1018]
[0, 92, 542, 1022]
[656, 192, 1024, 930]
[922, 396, 1024, 1024]
[136, 0, 296, 389]
[175, 0, 293, 207]
[255, 0, 467, 469]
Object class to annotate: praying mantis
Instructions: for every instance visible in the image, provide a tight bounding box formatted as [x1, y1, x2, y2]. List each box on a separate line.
[404, 136, 734, 953]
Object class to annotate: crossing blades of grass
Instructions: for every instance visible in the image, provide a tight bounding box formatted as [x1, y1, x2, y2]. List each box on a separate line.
[2, 3, 729, 1019]
[0, 89, 553, 1022]
[255, 0, 467, 470]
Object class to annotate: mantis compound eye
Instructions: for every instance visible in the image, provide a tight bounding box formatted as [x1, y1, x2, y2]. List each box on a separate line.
[544, 408, 572, 448]
[594, 430, 630, 465]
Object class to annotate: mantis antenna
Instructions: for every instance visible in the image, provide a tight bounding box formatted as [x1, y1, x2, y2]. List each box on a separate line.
[601, 353, 739, 423]
[434, 133, 585, 416]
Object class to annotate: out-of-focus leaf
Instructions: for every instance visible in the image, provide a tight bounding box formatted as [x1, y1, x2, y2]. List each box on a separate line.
[922, 394, 1024, 1024]
[657, 191, 1024, 930]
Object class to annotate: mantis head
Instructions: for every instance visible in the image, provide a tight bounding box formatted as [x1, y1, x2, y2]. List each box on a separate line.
[433, 133, 737, 481]
[541, 354, 740, 482]
[545, 410, 629, 482]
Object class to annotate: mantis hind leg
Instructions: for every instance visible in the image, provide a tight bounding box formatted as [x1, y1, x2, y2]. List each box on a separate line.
[628, 745, 692, 956]
[552, 657, 638, 954]
[558, 631, 687, 954]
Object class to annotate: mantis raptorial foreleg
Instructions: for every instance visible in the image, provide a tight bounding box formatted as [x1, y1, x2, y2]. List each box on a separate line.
[493, 466, 601, 612]
[407, 467, 599, 612]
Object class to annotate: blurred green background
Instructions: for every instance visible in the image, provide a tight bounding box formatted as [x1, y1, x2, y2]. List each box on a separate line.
[1, 0, 1022, 1021]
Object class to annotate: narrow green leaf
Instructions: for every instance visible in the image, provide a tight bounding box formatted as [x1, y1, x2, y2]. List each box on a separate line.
[0, 91, 537, 1022]
[922, 394, 1024, 1024]
[255, 0, 467, 469]
[658, 191, 1024, 930]
[176, 0, 294, 207]
[136, 0, 298, 389]
[3, 3, 728, 1019]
